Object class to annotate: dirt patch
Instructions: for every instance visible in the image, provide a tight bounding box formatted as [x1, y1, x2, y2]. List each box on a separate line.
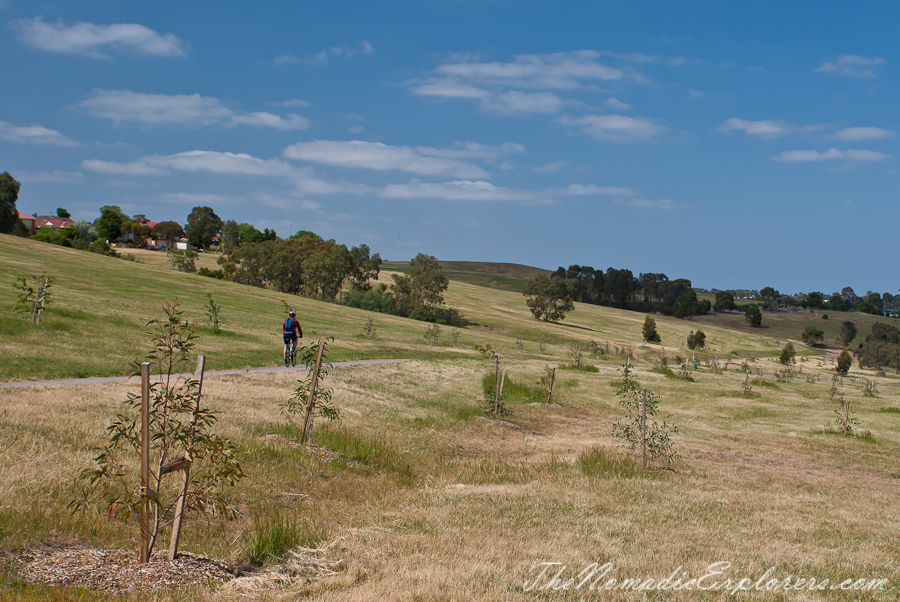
[473, 416, 522, 429]
[6, 541, 241, 594]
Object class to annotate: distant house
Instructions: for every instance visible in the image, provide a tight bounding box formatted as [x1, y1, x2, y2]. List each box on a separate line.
[34, 217, 76, 230]
[18, 213, 36, 233]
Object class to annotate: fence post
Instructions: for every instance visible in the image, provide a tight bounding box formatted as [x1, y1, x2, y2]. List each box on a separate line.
[301, 341, 326, 444]
[546, 368, 555, 404]
[640, 388, 648, 470]
[494, 356, 500, 420]
[167, 355, 205, 561]
[139, 362, 151, 563]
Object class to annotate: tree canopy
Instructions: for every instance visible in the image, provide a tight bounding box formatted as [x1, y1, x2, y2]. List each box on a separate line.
[96, 206, 128, 241]
[744, 306, 762, 327]
[0, 172, 22, 234]
[713, 290, 735, 312]
[642, 315, 661, 343]
[840, 321, 858, 347]
[153, 221, 185, 242]
[523, 274, 574, 322]
[801, 326, 824, 347]
[392, 254, 449, 317]
[185, 206, 223, 249]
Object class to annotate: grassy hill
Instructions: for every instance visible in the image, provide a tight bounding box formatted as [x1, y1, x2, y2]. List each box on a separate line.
[0, 235, 813, 381]
[382, 260, 550, 293]
[3, 234, 900, 600]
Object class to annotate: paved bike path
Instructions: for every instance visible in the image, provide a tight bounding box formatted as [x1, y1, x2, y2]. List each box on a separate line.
[0, 359, 410, 390]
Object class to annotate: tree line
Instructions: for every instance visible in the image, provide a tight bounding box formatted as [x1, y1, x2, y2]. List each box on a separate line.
[528, 265, 712, 321]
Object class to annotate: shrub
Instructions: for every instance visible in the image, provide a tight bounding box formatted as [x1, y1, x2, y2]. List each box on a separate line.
[744, 306, 762, 327]
[341, 287, 395, 314]
[197, 267, 224, 279]
[836, 349, 852, 376]
[779, 342, 795, 365]
[642, 315, 661, 344]
[801, 326, 824, 347]
[409, 305, 463, 327]
[611, 361, 678, 468]
[686, 330, 706, 350]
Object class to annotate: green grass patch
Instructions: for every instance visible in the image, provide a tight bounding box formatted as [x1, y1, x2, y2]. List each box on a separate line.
[577, 446, 647, 479]
[243, 510, 325, 566]
[481, 371, 542, 402]
[312, 427, 416, 484]
[559, 363, 599, 373]
[877, 407, 900, 414]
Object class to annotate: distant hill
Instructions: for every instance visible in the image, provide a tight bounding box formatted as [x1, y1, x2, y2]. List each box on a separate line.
[381, 261, 550, 294]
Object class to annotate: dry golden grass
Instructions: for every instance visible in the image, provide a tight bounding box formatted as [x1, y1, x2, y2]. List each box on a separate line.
[2, 352, 898, 600]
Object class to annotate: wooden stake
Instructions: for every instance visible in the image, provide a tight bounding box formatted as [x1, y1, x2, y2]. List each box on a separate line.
[167, 458, 192, 560]
[301, 341, 326, 444]
[139, 362, 151, 563]
[494, 356, 500, 420]
[546, 368, 555, 404]
[168, 354, 205, 561]
[499, 368, 506, 399]
[640, 388, 648, 470]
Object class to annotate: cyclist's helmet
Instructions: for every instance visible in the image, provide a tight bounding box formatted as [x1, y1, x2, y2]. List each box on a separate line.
[289, 310, 296, 316]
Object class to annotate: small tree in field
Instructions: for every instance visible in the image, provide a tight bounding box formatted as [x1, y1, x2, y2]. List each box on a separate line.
[14, 274, 53, 325]
[642, 315, 661, 344]
[835, 348, 852, 376]
[801, 326, 824, 347]
[204, 293, 225, 330]
[523, 274, 574, 322]
[686, 330, 706, 350]
[779, 342, 796, 365]
[72, 300, 243, 558]
[612, 361, 678, 469]
[745, 306, 762, 327]
[280, 338, 339, 442]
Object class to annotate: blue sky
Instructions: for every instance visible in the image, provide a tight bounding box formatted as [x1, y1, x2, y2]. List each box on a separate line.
[1, 1, 896, 295]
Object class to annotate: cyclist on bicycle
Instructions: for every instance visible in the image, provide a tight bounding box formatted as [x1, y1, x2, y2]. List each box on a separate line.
[282, 310, 302, 366]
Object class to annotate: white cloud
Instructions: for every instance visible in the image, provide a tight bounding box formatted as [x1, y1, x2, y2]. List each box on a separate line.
[81, 159, 168, 176]
[408, 50, 643, 115]
[480, 91, 563, 114]
[144, 150, 300, 176]
[0, 120, 78, 146]
[159, 192, 227, 204]
[534, 161, 567, 173]
[603, 97, 632, 110]
[414, 141, 524, 162]
[276, 99, 312, 108]
[718, 118, 794, 138]
[283, 40, 373, 66]
[379, 179, 638, 203]
[81, 149, 372, 194]
[815, 55, 885, 78]
[412, 80, 490, 99]
[16, 170, 84, 183]
[833, 127, 894, 141]
[283, 140, 489, 178]
[558, 114, 662, 143]
[433, 51, 625, 90]
[567, 184, 639, 196]
[771, 148, 892, 162]
[273, 54, 300, 65]
[614, 197, 679, 209]
[75, 90, 308, 130]
[11, 17, 186, 59]
[688, 88, 705, 98]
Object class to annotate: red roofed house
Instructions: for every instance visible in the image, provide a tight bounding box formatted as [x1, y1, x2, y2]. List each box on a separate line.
[18, 213, 37, 233]
[34, 216, 76, 230]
